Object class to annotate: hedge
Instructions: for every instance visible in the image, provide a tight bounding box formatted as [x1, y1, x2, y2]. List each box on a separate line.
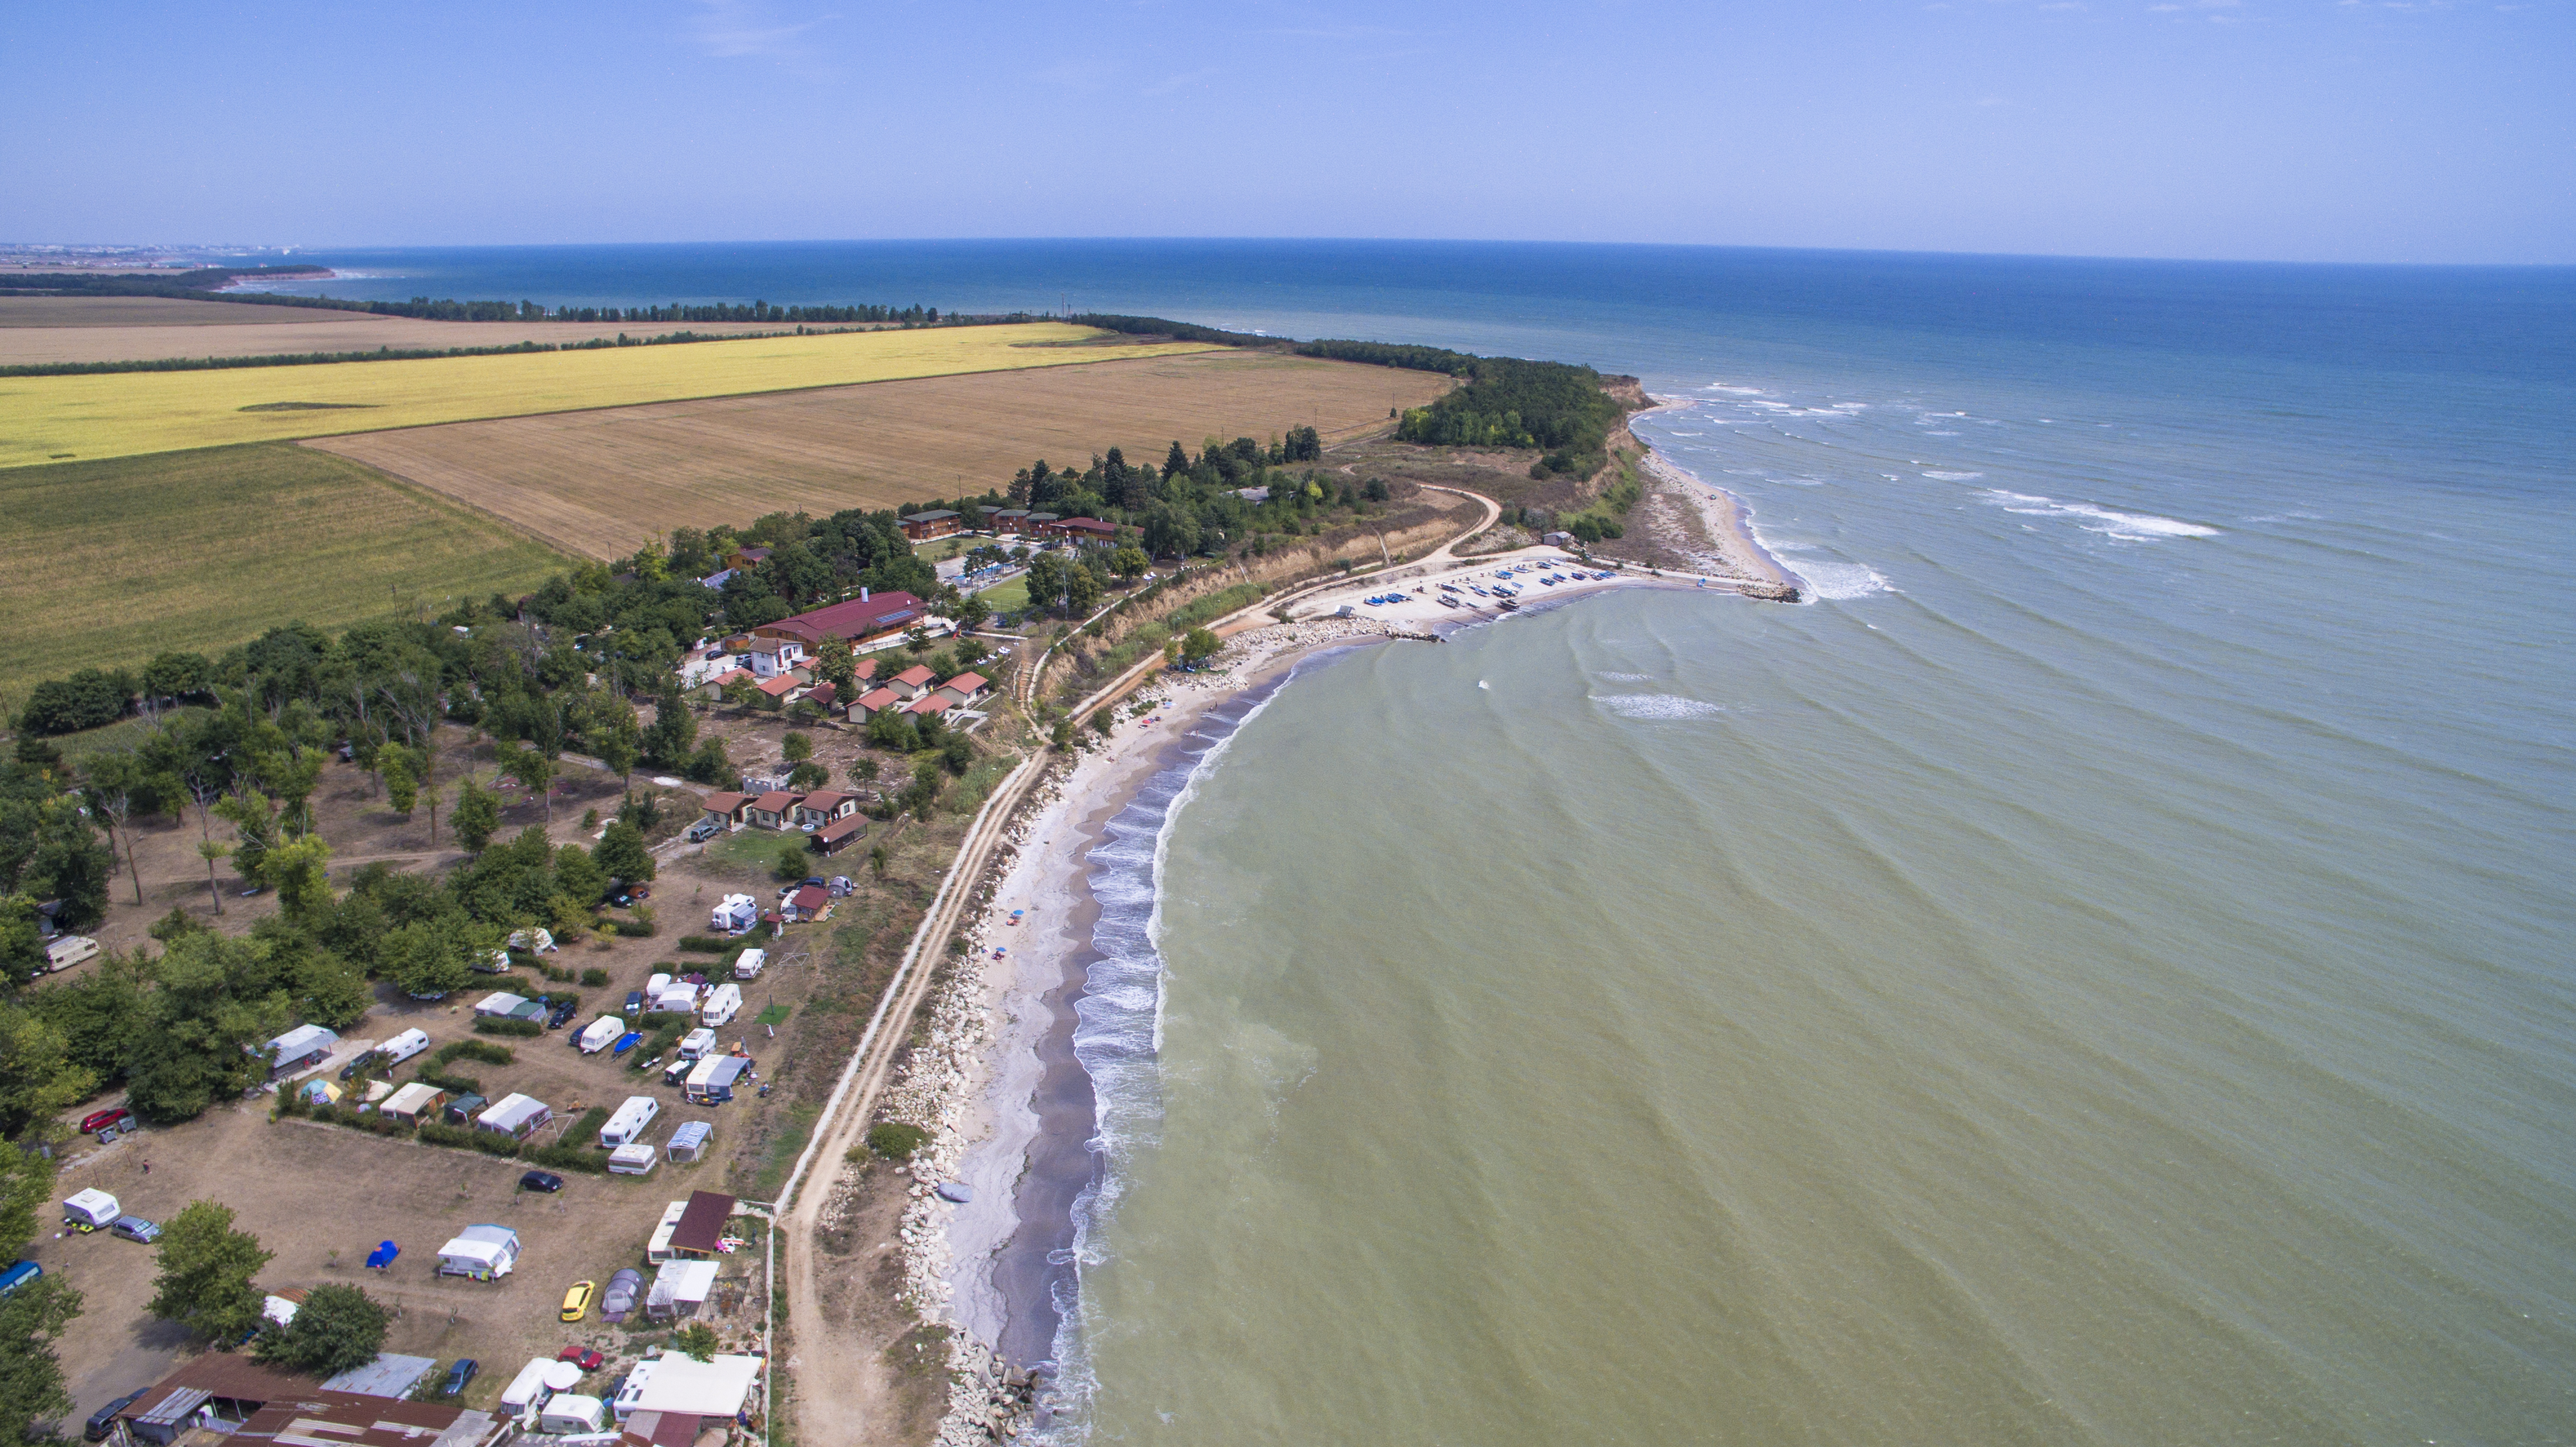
[413, 1069, 481, 1096]
[436, 1040, 515, 1067]
[522, 1142, 611, 1175]
[473, 1018, 543, 1038]
[610, 916, 658, 938]
[677, 936, 730, 954]
[579, 968, 612, 987]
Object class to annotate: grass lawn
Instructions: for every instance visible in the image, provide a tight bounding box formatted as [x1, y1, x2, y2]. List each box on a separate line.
[975, 576, 1031, 614]
[911, 535, 978, 563]
[0, 323, 1213, 469]
[703, 827, 807, 877]
[0, 442, 567, 701]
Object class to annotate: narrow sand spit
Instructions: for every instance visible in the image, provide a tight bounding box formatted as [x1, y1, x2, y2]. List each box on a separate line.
[1638, 447, 1800, 590]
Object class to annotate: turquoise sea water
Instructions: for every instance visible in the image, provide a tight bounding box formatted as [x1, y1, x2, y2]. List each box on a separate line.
[277, 243, 2575, 1441]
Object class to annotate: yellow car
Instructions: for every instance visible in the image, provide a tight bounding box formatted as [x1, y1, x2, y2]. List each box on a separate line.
[559, 1280, 595, 1323]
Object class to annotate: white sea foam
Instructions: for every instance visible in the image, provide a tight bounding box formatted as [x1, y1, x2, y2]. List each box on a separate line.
[1924, 430, 1962, 436]
[1978, 489, 2220, 541]
[1595, 694, 1725, 720]
[1921, 471, 1985, 481]
[1795, 560, 1895, 601]
[1596, 671, 1656, 682]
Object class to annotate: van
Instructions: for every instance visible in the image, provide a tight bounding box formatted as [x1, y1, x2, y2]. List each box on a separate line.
[0, 1261, 41, 1297]
[42, 936, 99, 973]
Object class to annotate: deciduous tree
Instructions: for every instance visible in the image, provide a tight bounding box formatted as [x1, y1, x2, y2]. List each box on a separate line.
[149, 1201, 272, 1342]
[254, 1282, 387, 1377]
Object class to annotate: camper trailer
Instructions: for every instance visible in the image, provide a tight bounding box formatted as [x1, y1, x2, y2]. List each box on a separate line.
[685, 1054, 752, 1105]
[62, 1189, 119, 1232]
[699, 983, 743, 1027]
[710, 893, 760, 934]
[608, 1143, 659, 1177]
[537, 1394, 607, 1434]
[377, 1028, 432, 1067]
[645, 1200, 690, 1264]
[732, 947, 767, 980]
[576, 1016, 625, 1054]
[598, 1095, 661, 1148]
[436, 1225, 521, 1280]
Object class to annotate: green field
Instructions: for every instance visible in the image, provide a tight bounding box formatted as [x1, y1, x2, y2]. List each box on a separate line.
[0, 443, 569, 703]
[975, 576, 1031, 614]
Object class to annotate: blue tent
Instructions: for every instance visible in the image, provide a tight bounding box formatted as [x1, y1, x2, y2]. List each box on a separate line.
[364, 1240, 399, 1270]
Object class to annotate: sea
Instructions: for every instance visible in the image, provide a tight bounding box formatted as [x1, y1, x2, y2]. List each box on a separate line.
[261, 242, 2576, 1443]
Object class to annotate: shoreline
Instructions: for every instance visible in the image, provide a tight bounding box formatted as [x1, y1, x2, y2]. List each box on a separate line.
[900, 460, 1795, 1442]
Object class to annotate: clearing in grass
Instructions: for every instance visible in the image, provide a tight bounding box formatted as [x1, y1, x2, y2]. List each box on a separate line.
[0, 443, 567, 699]
[0, 322, 1213, 469]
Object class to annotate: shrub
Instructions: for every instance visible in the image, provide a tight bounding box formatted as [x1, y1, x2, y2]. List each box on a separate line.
[413, 1069, 481, 1097]
[579, 968, 612, 987]
[571, 1106, 612, 1141]
[539, 991, 581, 1009]
[774, 843, 809, 880]
[415, 1121, 479, 1149]
[436, 1040, 515, 1067]
[676, 936, 729, 954]
[473, 1017, 543, 1038]
[867, 1121, 930, 1160]
[611, 915, 657, 938]
[523, 1142, 610, 1175]
[465, 1129, 523, 1158]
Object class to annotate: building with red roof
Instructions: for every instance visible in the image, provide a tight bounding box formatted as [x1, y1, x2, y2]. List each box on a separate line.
[935, 672, 991, 707]
[887, 664, 937, 700]
[848, 686, 900, 722]
[745, 791, 802, 829]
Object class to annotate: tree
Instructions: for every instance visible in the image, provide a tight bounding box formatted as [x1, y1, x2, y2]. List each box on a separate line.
[901, 760, 943, 818]
[0, 1275, 82, 1436]
[787, 760, 829, 791]
[774, 842, 810, 881]
[1180, 627, 1222, 667]
[554, 844, 609, 909]
[149, 1200, 272, 1342]
[496, 744, 559, 825]
[451, 778, 501, 853]
[781, 731, 813, 765]
[263, 835, 335, 926]
[254, 1282, 387, 1377]
[381, 744, 419, 819]
[1109, 546, 1149, 582]
[672, 1322, 719, 1362]
[867, 844, 888, 879]
[195, 840, 230, 915]
[79, 751, 148, 907]
[849, 758, 880, 785]
[385, 918, 477, 999]
[1065, 565, 1103, 616]
[594, 820, 654, 886]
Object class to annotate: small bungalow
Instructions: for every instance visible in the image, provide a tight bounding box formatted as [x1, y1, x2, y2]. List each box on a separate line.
[847, 686, 901, 722]
[745, 791, 802, 830]
[904, 694, 951, 720]
[783, 883, 831, 922]
[754, 674, 800, 705]
[852, 656, 880, 685]
[668, 1189, 738, 1260]
[266, 1024, 340, 1078]
[725, 546, 772, 570]
[936, 672, 991, 707]
[805, 681, 838, 713]
[898, 509, 963, 541]
[812, 815, 867, 857]
[887, 664, 937, 700]
[1041, 516, 1120, 543]
[1025, 512, 1060, 532]
[475, 1092, 552, 1140]
[793, 792, 859, 830]
[699, 792, 750, 831]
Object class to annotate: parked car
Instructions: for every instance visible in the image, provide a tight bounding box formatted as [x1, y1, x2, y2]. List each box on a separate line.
[684, 819, 720, 843]
[625, 990, 645, 1015]
[559, 1280, 595, 1323]
[600, 1267, 645, 1322]
[439, 1359, 479, 1397]
[545, 1001, 578, 1029]
[519, 1170, 565, 1194]
[108, 1216, 160, 1244]
[557, 1345, 605, 1372]
[337, 1051, 385, 1081]
[78, 1107, 132, 1136]
[84, 1390, 145, 1442]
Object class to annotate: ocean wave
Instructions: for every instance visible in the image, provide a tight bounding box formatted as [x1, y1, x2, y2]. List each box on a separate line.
[1594, 693, 1726, 720]
[1782, 556, 1895, 601]
[1921, 471, 1985, 481]
[1596, 671, 1656, 682]
[1978, 489, 2220, 541]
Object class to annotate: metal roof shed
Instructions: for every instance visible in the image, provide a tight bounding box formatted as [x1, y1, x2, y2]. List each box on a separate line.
[644, 1258, 720, 1321]
[318, 1351, 438, 1399]
[629, 1353, 763, 1419]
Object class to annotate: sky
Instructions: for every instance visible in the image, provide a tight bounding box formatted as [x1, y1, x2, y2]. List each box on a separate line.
[5, 0, 2570, 264]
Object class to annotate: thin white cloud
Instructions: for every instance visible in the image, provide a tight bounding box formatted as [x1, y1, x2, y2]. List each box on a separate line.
[691, 0, 837, 62]
[1144, 66, 1223, 97]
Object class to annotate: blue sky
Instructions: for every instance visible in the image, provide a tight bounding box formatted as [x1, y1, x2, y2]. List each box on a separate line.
[6, 0, 2568, 263]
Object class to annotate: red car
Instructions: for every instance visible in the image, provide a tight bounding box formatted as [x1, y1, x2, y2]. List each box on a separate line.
[79, 1108, 132, 1136]
[556, 1346, 604, 1373]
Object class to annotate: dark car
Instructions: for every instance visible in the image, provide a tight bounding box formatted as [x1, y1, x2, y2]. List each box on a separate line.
[439, 1359, 479, 1397]
[78, 1107, 132, 1136]
[557, 1344, 605, 1372]
[337, 1050, 384, 1081]
[624, 991, 645, 1015]
[84, 1388, 145, 1441]
[545, 1001, 578, 1029]
[519, 1170, 565, 1194]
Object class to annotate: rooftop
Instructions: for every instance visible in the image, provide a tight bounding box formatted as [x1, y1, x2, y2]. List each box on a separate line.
[669, 1189, 738, 1256]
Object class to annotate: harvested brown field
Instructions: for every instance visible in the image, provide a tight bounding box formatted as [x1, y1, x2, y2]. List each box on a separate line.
[0, 295, 877, 365]
[309, 349, 1451, 558]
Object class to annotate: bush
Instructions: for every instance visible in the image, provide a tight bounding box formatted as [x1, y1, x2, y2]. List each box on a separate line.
[463, 1129, 523, 1157]
[676, 935, 729, 953]
[571, 1106, 611, 1140]
[774, 843, 810, 880]
[610, 915, 657, 938]
[18, 667, 136, 736]
[413, 1069, 481, 1097]
[522, 1142, 610, 1175]
[436, 1040, 515, 1067]
[473, 1017, 543, 1038]
[415, 1121, 480, 1150]
[867, 1121, 930, 1160]
[579, 967, 612, 987]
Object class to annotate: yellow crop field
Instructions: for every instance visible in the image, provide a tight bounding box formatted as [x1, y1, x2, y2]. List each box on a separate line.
[0, 323, 1213, 469]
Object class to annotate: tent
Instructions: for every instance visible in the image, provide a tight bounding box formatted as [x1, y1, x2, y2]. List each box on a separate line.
[364, 1240, 399, 1270]
[645, 1259, 719, 1321]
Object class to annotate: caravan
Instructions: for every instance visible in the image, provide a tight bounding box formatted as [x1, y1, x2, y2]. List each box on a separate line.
[598, 1095, 661, 1148]
[710, 893, 760, 934]
[732, 947, 767, 980]
[576, 1016, 625, 1054]
[436, 1225, 521, 1280]
[699, 983, 743, 1027]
